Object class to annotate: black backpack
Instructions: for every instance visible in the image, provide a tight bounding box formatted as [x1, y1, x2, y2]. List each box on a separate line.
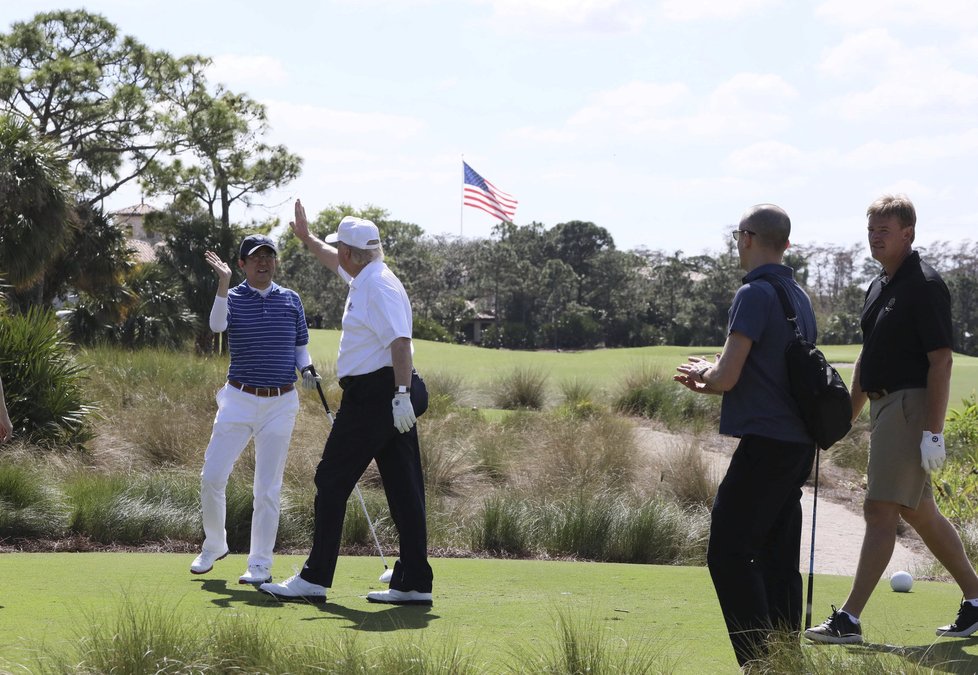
[762, 275, 853, 450]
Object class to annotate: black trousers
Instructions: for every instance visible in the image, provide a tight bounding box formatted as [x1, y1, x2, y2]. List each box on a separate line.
[707, 434, 816, 667]
[300, 367, 433, 592]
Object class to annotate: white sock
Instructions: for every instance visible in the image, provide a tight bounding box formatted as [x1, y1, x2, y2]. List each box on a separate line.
[841, 610, 860, 624]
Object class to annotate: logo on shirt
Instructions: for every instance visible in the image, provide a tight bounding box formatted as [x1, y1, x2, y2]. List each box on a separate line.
[347, 301, 354, 312]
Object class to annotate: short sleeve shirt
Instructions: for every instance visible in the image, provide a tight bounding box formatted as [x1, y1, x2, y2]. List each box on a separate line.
[719, 264, 816, 444]
[336, 260, 413, 378]
[858, 251, 952, 391]
[225, 281, 309, 387]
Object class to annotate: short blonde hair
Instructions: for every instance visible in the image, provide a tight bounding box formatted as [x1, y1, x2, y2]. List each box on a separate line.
[867, 194, 916, 229]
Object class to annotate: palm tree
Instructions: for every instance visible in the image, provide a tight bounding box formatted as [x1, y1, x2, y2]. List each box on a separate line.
[0, 115, 75, 310]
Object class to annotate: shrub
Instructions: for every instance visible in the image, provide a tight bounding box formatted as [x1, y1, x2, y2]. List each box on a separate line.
[0, 460, 69, 539]
[413, 316, 452, 342]
[946, 394, 978, 454]
[470, 494, 532, 556]
[662, 441, 719, 509]
[66, 472, 203, 544]
[0, 307, 94, 446]
[420, 370, 469, 416]
[491, 367, 549, 410]
[612, 363, 719, 430]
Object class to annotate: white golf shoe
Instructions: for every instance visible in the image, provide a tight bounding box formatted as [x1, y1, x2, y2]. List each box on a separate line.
[190, 548, 228, 574]
[259, 574, 327, 603]
[238, 564, 272, 585]
[366, 589, 433, 606]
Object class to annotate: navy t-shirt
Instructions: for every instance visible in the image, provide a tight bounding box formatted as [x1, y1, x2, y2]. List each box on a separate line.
[718, 264, 816, 445]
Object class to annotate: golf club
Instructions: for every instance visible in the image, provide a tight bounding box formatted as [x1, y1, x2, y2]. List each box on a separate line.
[312, 379, 393, 584]
[804, 447, 820, 630]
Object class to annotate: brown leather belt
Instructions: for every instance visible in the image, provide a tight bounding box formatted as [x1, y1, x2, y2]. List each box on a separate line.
[228, 380, 294, 397]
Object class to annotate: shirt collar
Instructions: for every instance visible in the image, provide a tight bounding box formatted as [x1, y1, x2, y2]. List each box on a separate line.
[879, 250, 919, 285]
[349, 259, 384, 291]
[240, 280, 280, 296]
[743, 263, 793, 284]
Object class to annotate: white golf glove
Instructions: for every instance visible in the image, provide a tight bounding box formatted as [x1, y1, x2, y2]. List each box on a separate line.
[920, 431, 946, 473]
[392, 392, 417, 433]
[300, 365, 321, 390]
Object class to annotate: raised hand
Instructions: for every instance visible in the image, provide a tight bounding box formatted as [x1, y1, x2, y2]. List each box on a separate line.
[290, 199, 310, 240]
[204, 250, 232, 282]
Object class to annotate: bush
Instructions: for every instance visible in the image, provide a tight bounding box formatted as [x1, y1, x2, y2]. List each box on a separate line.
[0, 460, 69, 539]
[612, 364, 718, 430]
[413, 316, 452, 342]
[471, 494, 532, 556]
[0, 307, 94, 446]
[491, 367, 549, 410]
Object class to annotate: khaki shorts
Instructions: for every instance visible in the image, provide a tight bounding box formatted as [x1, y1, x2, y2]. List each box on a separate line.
[866, 388, 932, 509]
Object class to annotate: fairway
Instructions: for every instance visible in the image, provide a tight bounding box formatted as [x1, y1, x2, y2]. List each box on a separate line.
[308, 331, 978, 410]
[1, 554, 977, 673]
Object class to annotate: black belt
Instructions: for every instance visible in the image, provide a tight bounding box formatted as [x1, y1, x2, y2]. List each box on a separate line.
[228, 380, 294, 397]
[864, 385, 913, 401]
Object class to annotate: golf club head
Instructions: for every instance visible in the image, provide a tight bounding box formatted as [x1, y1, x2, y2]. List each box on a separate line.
[379, 568, 393, 583]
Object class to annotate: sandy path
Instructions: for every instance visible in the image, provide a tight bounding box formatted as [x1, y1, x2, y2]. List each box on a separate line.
[636, 425, 931, 578]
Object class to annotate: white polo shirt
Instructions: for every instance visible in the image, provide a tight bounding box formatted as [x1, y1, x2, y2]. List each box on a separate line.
[335, 259, 413, 378]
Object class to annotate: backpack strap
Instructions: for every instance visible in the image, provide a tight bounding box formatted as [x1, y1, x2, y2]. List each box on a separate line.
[759, 273, 804, 340]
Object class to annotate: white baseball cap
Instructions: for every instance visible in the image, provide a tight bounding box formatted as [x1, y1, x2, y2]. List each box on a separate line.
[324, 216, 381, 250]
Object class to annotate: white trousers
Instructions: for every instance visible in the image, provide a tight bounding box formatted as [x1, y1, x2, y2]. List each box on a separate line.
[200, 384, 299, 566]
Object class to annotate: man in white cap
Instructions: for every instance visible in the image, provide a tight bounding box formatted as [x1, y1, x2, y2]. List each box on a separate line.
[192, 233, 320, 585]
[260, 200, 432, 605]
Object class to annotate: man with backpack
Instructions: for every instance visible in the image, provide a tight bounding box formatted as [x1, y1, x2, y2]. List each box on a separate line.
[805, 194, 978, 644]
[675, 204, 817, 668]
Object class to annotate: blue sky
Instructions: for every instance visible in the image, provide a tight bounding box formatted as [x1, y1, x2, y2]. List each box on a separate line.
[5, 0, 978, 255]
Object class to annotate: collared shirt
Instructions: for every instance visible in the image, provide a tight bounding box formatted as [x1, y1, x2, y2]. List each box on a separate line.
[859, 250, 952, 392]
[719, 263, 816, 444]
[336, 260, 413, 378]
[225, 281, 309, 387]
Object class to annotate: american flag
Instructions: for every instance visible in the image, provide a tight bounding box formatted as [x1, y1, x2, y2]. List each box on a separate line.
[463, 162, 518, 222]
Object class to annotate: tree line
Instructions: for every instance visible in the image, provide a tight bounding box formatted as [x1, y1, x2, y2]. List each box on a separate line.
[3, 10, 978, 358]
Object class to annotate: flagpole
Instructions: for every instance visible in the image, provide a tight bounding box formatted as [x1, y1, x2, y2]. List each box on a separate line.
[460, 155, 464, 237]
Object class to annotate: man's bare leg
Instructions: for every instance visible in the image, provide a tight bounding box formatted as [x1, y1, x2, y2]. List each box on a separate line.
[841, 499, 901, 618]
[902, 495, 978, 598]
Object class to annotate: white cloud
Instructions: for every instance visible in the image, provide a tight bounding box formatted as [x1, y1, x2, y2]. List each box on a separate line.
[478, 0, 647, 34]
[520, 73, 798, 145]
[658, 0, 781, 22]
[209, 54, 289, 88]
[839, 130, 978, 169]
[817, 28, 900, 80]
[726, 141, 804, 174]
[265, 100, 425, 141]
[816, 0, 978, 29]
[819, 29, 978, 119]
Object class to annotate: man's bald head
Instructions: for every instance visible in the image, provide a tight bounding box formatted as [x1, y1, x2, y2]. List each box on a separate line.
[740, 204, 791, 251]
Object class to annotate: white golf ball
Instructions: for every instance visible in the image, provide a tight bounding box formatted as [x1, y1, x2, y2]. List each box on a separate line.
[890, 570, 913, 592]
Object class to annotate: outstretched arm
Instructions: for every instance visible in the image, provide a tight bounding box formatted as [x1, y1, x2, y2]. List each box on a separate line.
[291, 199, 340, 275]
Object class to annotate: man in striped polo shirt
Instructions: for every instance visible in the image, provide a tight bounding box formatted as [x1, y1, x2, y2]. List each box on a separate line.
[192, 233, 320, 585]
[260, 200, 432, 605]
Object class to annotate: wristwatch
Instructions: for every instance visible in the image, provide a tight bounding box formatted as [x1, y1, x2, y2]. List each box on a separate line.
[396, 385, 411, 394]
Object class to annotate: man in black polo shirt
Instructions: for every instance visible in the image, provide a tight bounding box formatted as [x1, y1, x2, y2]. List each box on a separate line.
[806, 194, 978, 644]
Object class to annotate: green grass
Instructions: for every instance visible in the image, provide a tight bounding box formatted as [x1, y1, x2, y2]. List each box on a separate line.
[0, 554, 977, 674]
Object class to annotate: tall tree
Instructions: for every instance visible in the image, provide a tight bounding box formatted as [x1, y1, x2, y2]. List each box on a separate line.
[0, 10, 183, 204]
[0, 114, 75, 310]
[144, 58, 302, 232]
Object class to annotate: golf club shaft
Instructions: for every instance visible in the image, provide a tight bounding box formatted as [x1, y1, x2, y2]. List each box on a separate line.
[314, 380, 389, 571]
[805, 447, 820, 630]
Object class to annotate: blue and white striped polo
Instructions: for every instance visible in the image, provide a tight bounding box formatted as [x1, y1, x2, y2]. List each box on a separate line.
[225, 281, 309, 387]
